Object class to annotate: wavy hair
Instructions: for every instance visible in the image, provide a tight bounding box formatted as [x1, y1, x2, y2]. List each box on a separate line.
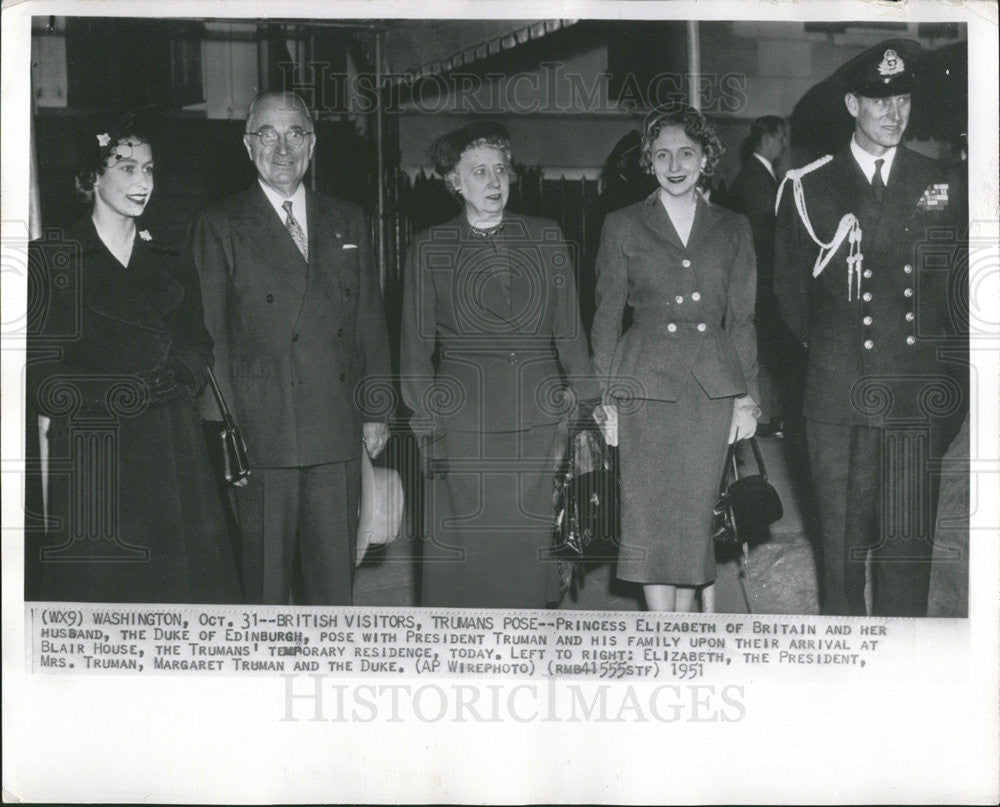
[639, 105, 724, 177]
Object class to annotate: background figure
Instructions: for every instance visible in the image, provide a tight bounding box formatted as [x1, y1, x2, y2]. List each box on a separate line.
[26, 112, 241, 603]
[730, 115, 804, 435]
[400, 121, 598, 608]
[774, 41, 966, 617]
[191, 92, 391, 605]
[591, 106, 760, 613]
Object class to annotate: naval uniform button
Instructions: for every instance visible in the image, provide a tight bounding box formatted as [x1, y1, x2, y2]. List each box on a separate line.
[667, 323, 677, 333]
[863, 339, 874, 350]
[906, 335, 916, 345]
[691, 291, 701, 301]
[863, 316, 873, 326]
[681, 259, 691, 268]
[904, 287, 913, 297]
[696, 322, 707, 332]
[862, 292, 872, 302]
[904, 264, 913, 274]
[905, 312, 914, 322]
[863, 269, 872, 279]
[675, 295, 684, 304]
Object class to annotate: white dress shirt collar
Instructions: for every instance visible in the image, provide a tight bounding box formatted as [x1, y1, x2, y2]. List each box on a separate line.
[753, 151, 776, 180]
[850, 136, 897, 186]
[258, 179, 308, 239]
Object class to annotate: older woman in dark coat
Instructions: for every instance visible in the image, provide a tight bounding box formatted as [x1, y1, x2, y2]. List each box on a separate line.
[400, 122, 598, 608]
[26, 114, 241, 603]
[591, 106, 760, 613]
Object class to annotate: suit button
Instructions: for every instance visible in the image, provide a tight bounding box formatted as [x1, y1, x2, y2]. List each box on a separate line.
[906, 335, 916, 345]
[337, 327, 344, 337]
[681, 259, 692, 268]
[904, 264, 913, 274]
[905, 312, 914, 322]
[667, 323, 677, 333]
[292, 334, 299, 342]
[863, 270, 872, 279]
[904, 287, 913, 297]
[339, 373, 346, 382]
[862, 292, 872, 302]
[691, 291, 701, 301]
[863, 339, 874, 350]
[266, 294, 274, 303]
[345, 288, 352, 297]
[863, 316, 873, 326]
[696, 323, 706, 332]
[675, 295, 684, 304]
[508, 352, 518, 364]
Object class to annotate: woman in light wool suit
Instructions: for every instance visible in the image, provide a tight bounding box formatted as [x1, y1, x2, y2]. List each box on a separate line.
[591, 105, 761, 612]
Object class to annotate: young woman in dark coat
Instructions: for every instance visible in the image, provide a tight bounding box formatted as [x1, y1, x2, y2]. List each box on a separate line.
[26, 113, 241, 603]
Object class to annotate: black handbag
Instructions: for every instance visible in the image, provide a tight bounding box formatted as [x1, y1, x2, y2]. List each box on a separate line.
[713, 437, 782, 547]
[553, 425, 621, 589]
[203, 365, 250, 485]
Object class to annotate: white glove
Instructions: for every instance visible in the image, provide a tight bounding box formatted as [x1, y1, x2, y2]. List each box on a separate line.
[728, 396, 759, 444]
[593, 403, 619, 446]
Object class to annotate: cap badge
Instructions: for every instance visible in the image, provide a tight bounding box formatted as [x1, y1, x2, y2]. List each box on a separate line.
[878, 49, 905, 77]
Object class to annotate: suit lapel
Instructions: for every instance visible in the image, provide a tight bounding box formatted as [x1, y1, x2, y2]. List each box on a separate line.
[868, 147, 929, 258]
[640, 192, 686, 252]
[239, 184, 309, 296]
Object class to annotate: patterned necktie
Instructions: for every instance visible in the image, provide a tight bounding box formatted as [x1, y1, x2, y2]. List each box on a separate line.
[871, 158, 886, 203]
[282, 200, 308, 261]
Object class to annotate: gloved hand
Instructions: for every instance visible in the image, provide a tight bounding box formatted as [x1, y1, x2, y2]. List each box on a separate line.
[419, 430, 448, 480]
[135, 357, 196, 405]
[593, 403, 618, 446]
[728, 396, 760, 444]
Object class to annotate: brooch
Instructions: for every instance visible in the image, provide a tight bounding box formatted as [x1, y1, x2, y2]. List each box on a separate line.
[96, 132, 111, 147]
[139, 230, 152, 241]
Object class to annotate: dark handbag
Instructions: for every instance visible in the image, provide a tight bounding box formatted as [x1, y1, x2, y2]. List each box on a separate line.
[203, 365, 250, 485]
[553, 425, 622, 589]
[713, 437, 783, 547]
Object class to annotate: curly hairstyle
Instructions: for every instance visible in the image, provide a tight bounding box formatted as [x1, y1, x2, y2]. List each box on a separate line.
[74, 110, 157, 204]
[639, 105, 724, 177]
[429, 121, 516, 198]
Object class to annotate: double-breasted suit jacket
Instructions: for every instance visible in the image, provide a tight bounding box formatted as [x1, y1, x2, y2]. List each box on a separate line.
[400, 212, 598, 436]
[192, 185, 392, 467]
[774, 145, 964, 428]
[591, 190, 760, 406]
[26, 218, 241, 603]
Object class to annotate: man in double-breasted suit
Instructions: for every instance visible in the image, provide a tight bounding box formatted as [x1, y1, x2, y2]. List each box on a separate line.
[191, 92, 391, 605]
[774, 41, 966, 616]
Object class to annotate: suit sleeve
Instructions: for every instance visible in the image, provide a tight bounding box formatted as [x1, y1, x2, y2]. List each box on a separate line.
[351, 207, 393, 422]
[726, 216, 760, 404]
[773, 180, 812, 344]
[188, 211, 238, 420]
[550, 226, 600, 404]
[399, 234, 439, 439]
[590, 214, 628, 399]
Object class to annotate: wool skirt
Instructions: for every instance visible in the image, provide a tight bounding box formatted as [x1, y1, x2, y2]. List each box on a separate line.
[616, 377, 733, 586]
[421, 423, 563, 608]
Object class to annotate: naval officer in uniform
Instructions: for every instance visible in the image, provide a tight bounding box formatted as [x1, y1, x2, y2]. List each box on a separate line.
[774, 41, 966, 617]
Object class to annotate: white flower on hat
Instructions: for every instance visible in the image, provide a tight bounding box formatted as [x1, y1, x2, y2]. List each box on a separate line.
[878, 49, 904, 77]
[139, 230, 152, 241]
[96, 133, 111, 147]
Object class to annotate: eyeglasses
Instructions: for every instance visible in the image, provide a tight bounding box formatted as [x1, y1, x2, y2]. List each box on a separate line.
[245, 128, 314, 149]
